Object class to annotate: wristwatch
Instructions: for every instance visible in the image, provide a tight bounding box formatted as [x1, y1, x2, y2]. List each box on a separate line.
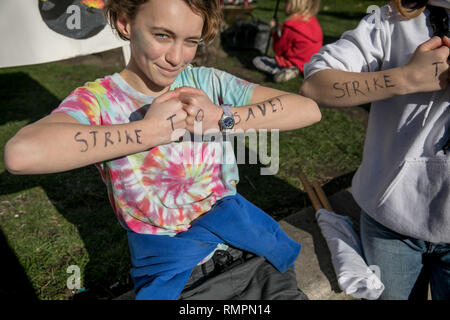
[218, 104, 235, 131]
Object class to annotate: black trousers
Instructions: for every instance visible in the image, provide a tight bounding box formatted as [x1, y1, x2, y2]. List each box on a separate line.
[179, 247, 308, 300]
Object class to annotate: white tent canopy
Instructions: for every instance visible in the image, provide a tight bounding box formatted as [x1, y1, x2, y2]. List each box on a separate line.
[0, 0, 130, 68]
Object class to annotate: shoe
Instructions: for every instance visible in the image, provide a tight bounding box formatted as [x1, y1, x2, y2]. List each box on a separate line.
[252, 56, 280, 75]
[273, 66, 300, 83]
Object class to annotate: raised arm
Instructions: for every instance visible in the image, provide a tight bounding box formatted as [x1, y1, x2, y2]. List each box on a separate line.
[235, 85, 321, 131]
[177, 85, 321, 134]
[300, 36, 450, 108]
[4, 90, 187, 175]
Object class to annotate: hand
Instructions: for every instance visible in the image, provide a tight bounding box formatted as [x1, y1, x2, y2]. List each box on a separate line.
[177, 87, 222, 134]
[144, 89, 187, 144]
[269, 18, 277, 29]
[402, 36, 450, 94]
[444, 36, 450, 82]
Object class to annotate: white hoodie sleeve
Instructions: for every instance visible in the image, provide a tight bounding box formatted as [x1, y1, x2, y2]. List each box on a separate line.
[304, 6, 391, 79]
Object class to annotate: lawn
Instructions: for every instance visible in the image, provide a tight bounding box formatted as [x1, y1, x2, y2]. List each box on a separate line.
[0, 0, 385, 299]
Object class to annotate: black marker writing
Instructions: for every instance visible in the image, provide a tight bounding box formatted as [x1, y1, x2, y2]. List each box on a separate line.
[432, 62, 443, 77]
[333, 75, 396, 98]
[74, 129, 143, 152]
[89, 131, 98, 147]
[74, 129, 142, 152]
[125, 130, 134, 144]
[268, 100, 277, 113]
[245, 108, 256, 121]
[256, 104, 266, 116]
[233, 112, 241, 125]
[74, 132, 88, 152]
[135, 129, 143, 144]
[195, 109, 204, 122]
[167, 114, 176, 131]
[274, 97, 283, 110]
[104, 132, 114, 147]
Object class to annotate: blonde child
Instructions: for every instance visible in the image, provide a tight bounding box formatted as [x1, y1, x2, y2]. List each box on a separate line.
[253, 0, 323, 82]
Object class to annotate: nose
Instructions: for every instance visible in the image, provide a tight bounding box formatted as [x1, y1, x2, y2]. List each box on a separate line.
[165, 41, 183, 67]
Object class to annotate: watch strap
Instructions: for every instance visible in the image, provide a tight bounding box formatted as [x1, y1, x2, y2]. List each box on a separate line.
[220, 104, 233, 117]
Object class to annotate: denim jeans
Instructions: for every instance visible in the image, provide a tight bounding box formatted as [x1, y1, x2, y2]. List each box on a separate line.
[360, 211, 450, 300]
[252, 56, 282, 75]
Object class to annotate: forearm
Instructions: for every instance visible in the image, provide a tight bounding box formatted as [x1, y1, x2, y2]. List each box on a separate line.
[4, 119, 160, 174]
[231, 94, 321, 131]
[300, 68, 410, 108]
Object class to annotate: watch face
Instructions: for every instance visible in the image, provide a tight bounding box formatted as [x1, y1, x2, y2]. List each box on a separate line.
[223, 116, 235, 129]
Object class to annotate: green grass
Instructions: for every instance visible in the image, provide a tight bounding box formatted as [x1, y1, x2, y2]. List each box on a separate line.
[0, 0, 385, 299]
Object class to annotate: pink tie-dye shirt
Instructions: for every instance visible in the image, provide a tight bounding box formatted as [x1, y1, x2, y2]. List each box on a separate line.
[52, 65, 256, 235]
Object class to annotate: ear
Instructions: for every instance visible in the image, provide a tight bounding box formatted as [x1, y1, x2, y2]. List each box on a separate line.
[116, 13, 131, 40]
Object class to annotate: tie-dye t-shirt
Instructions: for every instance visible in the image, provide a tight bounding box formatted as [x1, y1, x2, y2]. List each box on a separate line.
[52, 65, 256, 236]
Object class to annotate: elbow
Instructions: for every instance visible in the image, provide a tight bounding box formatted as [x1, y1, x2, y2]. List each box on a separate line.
[4, 138, 33, 175]
[299, 79, 314, 101]
[301, 78, 337, 108]
[300, 78, 329, 108]
[309, 99, 322, 124]
[299, 83, 322, 124]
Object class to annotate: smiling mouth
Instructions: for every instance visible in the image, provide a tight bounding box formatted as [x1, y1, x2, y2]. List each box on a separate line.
[157, 65, 180, 74]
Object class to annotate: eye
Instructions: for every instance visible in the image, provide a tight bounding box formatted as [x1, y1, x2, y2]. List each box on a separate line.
[154, 33, 170, 40]
[185, 38, 203, 47]
[186, 40, 199, 47]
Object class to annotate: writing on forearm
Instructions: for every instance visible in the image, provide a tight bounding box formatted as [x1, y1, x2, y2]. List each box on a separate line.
[233, 111, 241, 125]
[432, 62, 443, 77]
[333, 74, 395, 99]
[243, 98, 285, 122]
[195, 109, 204, 122]
[74, 129, 143, 152]
[166, 114, 176, 131]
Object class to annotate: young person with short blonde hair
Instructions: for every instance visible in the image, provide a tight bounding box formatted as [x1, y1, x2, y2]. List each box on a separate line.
[253, 0, 323, 82]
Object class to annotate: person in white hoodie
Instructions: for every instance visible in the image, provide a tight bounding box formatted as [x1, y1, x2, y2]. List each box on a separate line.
[301, 0, 450, 299]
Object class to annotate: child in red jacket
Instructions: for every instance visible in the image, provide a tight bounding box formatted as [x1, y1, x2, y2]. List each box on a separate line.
[253, 0, 323, 83]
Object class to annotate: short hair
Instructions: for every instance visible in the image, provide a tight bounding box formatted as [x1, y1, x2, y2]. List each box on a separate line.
[392, 0, 429, 19]
[103, 0, 222, 43]
[285, 0, 320, 20]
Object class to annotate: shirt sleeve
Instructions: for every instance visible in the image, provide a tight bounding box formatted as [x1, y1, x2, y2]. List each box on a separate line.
[303, 7, 390, 79]
[51, 86, 102, 125]
[211, 68, 257, 107]
[51, 85, 106, 177]
[182, 66, 257, 107]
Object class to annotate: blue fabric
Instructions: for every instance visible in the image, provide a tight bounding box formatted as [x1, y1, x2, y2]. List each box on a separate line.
[127, 193, 301, 300]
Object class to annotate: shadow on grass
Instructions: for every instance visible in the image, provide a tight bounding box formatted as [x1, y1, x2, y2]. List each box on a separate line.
[0, 72, 61, 125]
[0, 72, 130, 299]
[0, 228, 38, 300]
